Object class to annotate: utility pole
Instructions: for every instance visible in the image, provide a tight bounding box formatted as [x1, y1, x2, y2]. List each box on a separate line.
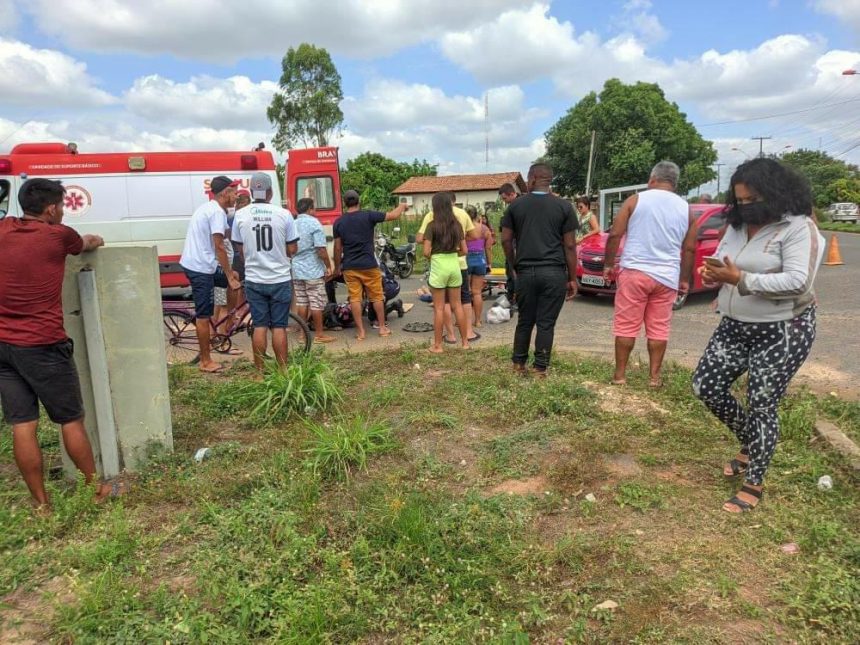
[484, 92, 489, 170]
[714, 162, 725, 197]
[585, 130, 596, 196]
[751, 136, 772, 158]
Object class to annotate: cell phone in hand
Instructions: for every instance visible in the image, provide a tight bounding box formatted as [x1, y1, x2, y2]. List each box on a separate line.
[703, 255, 725, 268]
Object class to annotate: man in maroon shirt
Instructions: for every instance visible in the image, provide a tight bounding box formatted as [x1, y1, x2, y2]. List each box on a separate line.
[0, 178, 117, 511]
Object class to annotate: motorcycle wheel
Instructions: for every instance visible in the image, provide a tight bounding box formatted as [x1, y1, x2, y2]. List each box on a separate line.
[398, 256, 415, 279]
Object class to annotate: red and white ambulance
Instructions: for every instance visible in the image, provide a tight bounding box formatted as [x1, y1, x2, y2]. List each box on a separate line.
[0, 143, 343, 287]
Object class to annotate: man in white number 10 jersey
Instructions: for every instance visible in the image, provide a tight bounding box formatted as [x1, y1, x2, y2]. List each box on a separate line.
[231, 172, 299, 371]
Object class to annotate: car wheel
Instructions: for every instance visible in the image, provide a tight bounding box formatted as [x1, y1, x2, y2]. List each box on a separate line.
[673, 291, 688, 310]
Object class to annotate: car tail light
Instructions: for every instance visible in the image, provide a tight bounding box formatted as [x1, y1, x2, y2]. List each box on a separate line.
[240, 155, 258, 170]
[0, 159, 11, 174]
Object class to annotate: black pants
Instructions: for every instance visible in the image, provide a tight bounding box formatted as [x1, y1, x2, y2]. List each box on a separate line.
[692, 306, 816, 485]
[505, 259, 516, 303]
[512, 265, 567, 370]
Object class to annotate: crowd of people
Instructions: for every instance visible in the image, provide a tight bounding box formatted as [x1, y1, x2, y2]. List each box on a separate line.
[0, 155, 826, 514]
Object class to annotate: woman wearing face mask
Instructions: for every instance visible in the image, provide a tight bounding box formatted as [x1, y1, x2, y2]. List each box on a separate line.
[692, 158, 825, 513]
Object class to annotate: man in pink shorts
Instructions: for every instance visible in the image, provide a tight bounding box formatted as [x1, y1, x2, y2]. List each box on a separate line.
[603, 161, 698, 387]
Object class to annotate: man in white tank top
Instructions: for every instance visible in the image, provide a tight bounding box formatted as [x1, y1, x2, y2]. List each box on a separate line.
[602, 161, 698, 387]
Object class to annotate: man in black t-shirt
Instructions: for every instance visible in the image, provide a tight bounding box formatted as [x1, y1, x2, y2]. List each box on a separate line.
[501, 163, 578, 376]
[332, 190, 408, 340]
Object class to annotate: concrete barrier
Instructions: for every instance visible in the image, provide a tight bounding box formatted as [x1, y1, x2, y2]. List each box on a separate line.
[60, 246, 173, 478]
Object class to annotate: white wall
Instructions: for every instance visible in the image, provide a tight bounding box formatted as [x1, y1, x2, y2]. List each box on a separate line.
[406, 190, 503, 215]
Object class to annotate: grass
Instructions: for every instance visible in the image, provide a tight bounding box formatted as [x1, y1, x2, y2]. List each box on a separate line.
[229, 351, 342, 423]
[1, 348, 859, 642]
[818, 221, 860, 233]
[305, 416, 396, 480]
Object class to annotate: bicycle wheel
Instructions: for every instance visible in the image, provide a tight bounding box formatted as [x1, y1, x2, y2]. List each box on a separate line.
[288, 312, 313, 353]
[163, 311, 197, 365]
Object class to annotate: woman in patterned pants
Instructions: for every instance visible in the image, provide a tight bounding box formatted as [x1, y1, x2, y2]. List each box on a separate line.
[692, 158, 825, 513]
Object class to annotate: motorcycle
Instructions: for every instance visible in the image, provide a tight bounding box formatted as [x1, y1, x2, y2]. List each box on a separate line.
[376, 228, 416, 279]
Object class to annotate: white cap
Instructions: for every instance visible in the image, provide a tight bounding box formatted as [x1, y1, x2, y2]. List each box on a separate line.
[250, 172, 272, 200]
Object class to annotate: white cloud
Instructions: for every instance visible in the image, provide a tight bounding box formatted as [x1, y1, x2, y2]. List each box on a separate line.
[0, 38, 115, 107]
[340, 80, 545, 173]
[0, 0, 19, 32]
[814, 0, 860, 33]
[622, 0, 668, 44]
[23, 0, 524, 62]
[441, 4, 585, 86]
[125, 75, 278, 129]
[440, 5, 860, 130]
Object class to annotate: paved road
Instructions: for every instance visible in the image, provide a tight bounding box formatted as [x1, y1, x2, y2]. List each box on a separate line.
[228, 231, 860, 397]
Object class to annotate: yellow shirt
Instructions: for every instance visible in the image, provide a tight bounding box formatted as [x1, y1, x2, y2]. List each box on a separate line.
[419, 207, 475, 270]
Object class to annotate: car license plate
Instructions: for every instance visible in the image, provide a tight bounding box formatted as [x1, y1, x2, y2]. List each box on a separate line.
[581, 275, 605, 287]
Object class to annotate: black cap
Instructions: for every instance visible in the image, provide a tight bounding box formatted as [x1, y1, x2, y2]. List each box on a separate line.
[210, 175, 238, 195]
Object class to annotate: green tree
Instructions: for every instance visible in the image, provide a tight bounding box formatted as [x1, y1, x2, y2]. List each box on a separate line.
[544, 79, 716, 195]
[780, 149, 860, 208]
[339, 152, 437, 210]
[267, 44, 344, 152]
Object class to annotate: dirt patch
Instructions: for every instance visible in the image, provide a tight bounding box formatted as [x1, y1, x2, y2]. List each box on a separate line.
[654, 468, 698, 488]
[424, 369, 452, 379]
[0, 575, 74, 644]
[488, 475, 549, 496]
[604, 454, 643, 478]
[581, 381, 669, 416]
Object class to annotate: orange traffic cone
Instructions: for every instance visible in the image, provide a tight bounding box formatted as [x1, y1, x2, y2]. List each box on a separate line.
[824, 234, 844, 266]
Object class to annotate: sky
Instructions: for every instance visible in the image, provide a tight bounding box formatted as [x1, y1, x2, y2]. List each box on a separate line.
[2, 0, 860, 195]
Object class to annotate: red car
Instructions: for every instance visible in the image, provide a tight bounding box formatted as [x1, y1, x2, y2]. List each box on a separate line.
[576, 204, 727, 309]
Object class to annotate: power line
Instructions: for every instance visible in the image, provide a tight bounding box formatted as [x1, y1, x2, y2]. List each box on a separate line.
[698, 97, 860, 127]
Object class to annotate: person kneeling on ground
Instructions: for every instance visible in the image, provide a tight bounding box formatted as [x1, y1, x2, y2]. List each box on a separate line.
[292, 198, 336, 344]
[0, 178, 125, 511]
[424, 192, 469, 352]
[231, 172, 299, 370]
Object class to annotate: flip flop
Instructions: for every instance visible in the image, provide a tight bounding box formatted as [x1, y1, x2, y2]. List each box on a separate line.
[200, 364, 225, 373]
[442, 336, 457, 345]
[467, 332, 481, 342]
[403, 321, 434, 333]
[314, 336, 336, 344]
[96, 479, 130, 504]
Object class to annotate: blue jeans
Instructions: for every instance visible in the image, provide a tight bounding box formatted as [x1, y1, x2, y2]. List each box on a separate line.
[245, 280, 293, 329]
[183, 267, 228, 318]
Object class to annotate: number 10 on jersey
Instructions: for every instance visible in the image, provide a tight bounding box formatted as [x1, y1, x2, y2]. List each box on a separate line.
[252, 223, 273, 251]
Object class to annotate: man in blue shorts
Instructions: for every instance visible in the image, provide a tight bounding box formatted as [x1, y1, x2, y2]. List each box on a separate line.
[179, 176, 241, 373]
[232, 172, 299, 370]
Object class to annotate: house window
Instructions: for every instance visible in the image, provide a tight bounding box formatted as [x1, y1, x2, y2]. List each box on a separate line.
[296, 176, 335, 210]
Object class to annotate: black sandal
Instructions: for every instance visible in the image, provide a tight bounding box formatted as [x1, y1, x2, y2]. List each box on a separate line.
[724, 447, 750, 478]
[724, 485, 762, 513]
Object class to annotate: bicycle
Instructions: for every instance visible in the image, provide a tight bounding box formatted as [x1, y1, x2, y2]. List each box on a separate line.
[162, 296, 312, 365]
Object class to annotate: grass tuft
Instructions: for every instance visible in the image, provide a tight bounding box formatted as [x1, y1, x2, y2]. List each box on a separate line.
[231, 352, 341, 424]
[305, 416, 396, 480]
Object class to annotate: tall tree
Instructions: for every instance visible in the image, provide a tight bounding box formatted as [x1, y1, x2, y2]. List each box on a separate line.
[339, 152, 437, 210]
[267, 44, 344, 152]
[544, 79, 717, 195]
[779, 149, 860, 208]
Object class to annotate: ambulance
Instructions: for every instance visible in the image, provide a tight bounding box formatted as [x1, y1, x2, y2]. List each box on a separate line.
[0, 143, 343, 287]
